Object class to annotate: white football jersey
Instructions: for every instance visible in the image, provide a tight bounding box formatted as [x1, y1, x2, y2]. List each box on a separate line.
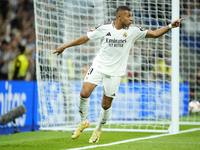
[87, 21, 148, 76]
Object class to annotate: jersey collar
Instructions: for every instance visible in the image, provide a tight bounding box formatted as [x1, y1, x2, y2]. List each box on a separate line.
[112, 21, 129, 30]
[112, 21, 115, 28]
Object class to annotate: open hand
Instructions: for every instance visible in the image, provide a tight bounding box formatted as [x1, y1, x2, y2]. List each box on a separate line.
[171, 18, 186, 28]
[53, 46, 65, 56]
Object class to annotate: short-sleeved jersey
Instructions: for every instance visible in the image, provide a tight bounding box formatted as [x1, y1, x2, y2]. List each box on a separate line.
[87, 21, 148, 76]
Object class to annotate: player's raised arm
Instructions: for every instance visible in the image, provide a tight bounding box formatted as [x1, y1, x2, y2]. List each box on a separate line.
[145, 18, 186, 38]
[53, 35, 90, 56]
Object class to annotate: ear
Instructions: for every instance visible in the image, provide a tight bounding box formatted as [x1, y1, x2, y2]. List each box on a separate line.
[117, 14, 121, 20]
[116, 11, 123, 20]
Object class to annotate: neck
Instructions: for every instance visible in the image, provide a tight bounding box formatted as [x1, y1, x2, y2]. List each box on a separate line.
[114, 20, 124, 30]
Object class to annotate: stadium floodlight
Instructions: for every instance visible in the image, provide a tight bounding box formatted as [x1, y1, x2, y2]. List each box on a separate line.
[0, 105, 26, 133]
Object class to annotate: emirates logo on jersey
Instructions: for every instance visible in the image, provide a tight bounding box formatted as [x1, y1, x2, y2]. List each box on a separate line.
[106, 38, 126, 47]
[123, 32, 127, 38]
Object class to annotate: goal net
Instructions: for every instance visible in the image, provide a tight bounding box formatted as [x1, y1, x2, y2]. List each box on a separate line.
[179, 0, 200, 125]
[34, 0, 199, 132]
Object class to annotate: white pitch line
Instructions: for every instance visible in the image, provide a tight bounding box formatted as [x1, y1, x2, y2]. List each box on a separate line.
[62, 128, 200, 150]
[133, 141, 200, 144]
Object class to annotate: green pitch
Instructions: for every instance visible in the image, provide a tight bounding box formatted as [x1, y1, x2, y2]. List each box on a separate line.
[0, 125, 199, 150]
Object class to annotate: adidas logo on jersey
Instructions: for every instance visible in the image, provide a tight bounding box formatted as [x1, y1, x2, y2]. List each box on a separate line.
[106, 32, 111, 36]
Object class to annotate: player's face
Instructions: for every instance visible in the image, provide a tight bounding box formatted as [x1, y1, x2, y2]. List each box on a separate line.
[121, 10, 133, 27]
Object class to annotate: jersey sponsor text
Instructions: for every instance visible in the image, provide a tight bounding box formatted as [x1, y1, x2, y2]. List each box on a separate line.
[106, 38, 126, 47]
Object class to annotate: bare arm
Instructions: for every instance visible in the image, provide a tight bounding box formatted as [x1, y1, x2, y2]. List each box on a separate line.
[146, 18, 186, 38]
[53, 35, 90, 55]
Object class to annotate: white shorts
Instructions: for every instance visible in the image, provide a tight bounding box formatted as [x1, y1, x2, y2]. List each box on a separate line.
[84, 67, 121, 98]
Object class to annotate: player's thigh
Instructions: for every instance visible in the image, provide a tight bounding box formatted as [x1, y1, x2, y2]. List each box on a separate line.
[81, 67, 103, 98]
[102, 75, 121, 98]
[80, 82, 97, 98]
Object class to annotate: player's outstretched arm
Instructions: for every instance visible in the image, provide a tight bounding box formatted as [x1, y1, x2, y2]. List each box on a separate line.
[145, 18, 186, 38]
[53, 35, 90, 55]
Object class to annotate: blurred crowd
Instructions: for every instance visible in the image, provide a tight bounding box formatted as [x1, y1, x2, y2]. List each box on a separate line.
[0, 0, 35, 80]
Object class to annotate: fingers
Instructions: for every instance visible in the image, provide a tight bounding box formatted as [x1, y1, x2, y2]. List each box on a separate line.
[53, 46, 64, 55]
[53, 51, 58, 55]
[56, 52, 61, 56]
[179, 18, 186, 21]
[53, 50, 61, 56]
[172, 18, 186, 27]
[174, 18, 186, 23]
[176, 18, 186, 23]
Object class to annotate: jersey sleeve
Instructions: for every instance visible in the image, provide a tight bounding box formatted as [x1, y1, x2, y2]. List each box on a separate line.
[134, 27, 148, 41]
[87, 24, 103, 41]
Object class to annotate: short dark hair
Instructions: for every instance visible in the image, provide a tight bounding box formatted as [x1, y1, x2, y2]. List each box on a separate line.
[116, 6, 131, 14]
[1, 40, 9, 45]
[18, 45, 25, 54]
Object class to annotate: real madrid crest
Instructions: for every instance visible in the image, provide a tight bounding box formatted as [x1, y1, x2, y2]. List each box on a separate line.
[123, 32, 127, 38]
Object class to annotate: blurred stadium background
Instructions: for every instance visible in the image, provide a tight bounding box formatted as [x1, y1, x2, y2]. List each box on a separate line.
[0, 0, 200, 135]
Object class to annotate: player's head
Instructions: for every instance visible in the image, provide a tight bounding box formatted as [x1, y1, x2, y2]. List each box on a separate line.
[115, 6, 133, 27]
[18, 45, 25, 54]
[0, 40, 9, 51]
